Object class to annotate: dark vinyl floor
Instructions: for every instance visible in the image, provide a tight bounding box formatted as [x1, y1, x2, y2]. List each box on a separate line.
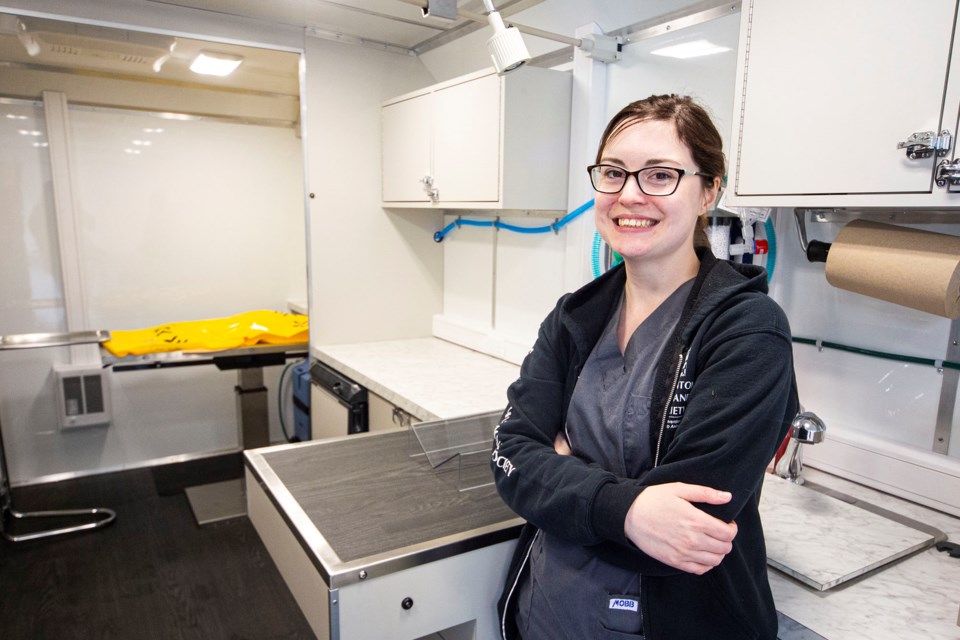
[0, 455, 315, 640]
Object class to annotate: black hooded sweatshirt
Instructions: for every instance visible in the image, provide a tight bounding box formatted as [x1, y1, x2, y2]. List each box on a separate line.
[492, 248, 798, 640]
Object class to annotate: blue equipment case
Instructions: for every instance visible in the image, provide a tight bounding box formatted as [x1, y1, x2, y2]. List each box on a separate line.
[291, 359, 311, 441]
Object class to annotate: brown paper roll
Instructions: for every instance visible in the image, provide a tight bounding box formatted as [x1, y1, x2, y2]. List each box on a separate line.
[824, 219, 960, 319]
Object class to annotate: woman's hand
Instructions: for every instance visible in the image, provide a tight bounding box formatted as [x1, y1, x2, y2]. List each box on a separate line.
[624, 482, 738, 575]
[554, 431, 573, 455]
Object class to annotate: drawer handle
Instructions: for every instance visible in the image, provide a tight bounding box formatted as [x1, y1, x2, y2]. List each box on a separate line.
[401, 597, 414, 610]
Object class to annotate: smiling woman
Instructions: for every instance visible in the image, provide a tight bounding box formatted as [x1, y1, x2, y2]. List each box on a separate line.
[491, 95, 800, 640]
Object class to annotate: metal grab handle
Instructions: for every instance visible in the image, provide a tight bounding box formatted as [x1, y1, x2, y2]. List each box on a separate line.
[0, 330, 110, 350]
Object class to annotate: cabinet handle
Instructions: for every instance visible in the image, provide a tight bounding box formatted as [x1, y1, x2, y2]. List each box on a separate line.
[420, 175, 439, 203]
[401, 597, 414, 610]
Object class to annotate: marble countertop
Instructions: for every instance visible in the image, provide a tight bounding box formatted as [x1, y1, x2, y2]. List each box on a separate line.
[770, 468, 960, 639]
[311, 337, 519, 422]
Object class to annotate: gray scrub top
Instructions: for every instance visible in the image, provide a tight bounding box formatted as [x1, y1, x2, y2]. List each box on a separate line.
[516, 278, 694, 640]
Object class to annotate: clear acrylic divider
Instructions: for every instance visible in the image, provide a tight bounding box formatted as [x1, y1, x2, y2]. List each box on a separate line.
[408, 411, 502, 492]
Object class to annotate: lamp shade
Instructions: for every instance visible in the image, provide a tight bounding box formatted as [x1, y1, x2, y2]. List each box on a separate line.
[486, 11, 530, 75]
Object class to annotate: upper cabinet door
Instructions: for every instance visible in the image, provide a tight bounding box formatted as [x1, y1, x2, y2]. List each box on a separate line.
[729, 0, 958, 206]
[382, 93, 432, 203]
[433, 73, 501, 203]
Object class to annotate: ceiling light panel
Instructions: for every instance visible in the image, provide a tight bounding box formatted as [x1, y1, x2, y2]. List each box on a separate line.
[190, 51, 243, 76]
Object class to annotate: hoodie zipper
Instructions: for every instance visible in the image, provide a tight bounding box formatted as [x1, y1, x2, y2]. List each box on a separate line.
[654, 351, 684, 466]
[501, 529, 540, 640]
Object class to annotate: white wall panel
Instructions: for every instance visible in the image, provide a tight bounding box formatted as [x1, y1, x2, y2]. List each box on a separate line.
[494, 218, 566, 349]
[304, 35, 441, 345]
[793, 344, 942, 450]
[0, 101, 61, 334]
[0, 107, 306, 482]
[441, 216, 494, 329]
[1, 87, 307, 485]
[72, 110, 306, 327]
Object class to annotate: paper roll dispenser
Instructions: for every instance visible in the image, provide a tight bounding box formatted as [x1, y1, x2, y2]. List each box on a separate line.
[797, 216, 960, 319]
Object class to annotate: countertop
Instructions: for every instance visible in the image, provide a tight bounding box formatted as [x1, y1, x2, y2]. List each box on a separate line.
[771, 467, 960, 639]
[311, 337, 520, 422]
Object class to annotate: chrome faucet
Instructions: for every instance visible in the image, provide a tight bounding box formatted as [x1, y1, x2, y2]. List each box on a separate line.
[774, 411, 826, 485]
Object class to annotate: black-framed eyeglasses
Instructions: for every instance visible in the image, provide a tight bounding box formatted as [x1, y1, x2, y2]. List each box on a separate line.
[587, 164, 706, 196]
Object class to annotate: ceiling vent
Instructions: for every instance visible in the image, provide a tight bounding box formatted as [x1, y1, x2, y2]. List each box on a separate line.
[17, 17, 176, 73]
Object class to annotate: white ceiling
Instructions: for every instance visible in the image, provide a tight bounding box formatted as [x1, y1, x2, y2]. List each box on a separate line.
[0, 0, 723, 97]
[144, 0, 539, 52]
[0, 0, 543, 97]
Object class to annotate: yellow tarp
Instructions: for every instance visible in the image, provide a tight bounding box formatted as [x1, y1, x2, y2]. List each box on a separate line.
[102, 310, 308, 357]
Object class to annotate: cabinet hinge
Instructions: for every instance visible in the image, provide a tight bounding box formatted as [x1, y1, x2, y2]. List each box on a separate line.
[935, 158, 960, 189]
[898, 130, 952, 160]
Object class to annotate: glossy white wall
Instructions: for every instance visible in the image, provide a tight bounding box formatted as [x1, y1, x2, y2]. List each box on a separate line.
[73, 110, 306, 326]
[303, 35, 442, 346]
[0, 104, 306, 483]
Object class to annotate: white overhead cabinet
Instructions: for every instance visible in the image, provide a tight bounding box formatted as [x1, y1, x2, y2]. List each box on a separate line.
[381, 66, 572, 211]
[727, 0, 960, 208]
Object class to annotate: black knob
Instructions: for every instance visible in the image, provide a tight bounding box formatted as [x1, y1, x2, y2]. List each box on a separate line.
[805, 240, 831, 264]
[401, 597, 414, 610]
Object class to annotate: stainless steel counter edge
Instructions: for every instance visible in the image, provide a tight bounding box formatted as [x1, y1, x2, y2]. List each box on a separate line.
[244, 440, 524, 590]
[245, 447, 345, 584]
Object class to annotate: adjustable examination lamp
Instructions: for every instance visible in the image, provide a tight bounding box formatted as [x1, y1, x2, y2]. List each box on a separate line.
[413, 0, 621, 74]
[482, 1, 530, 74]
[416, 0, 530, 74]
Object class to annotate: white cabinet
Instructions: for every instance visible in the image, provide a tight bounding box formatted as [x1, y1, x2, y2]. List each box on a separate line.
[381, 66, 572, 212]
[727, 0, 960, 208]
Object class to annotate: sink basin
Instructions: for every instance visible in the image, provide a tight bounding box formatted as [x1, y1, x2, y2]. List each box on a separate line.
[760, 474, 945, 591]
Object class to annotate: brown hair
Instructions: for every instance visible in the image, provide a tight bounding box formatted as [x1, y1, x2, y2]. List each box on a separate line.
[596, 95, 725, 247]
